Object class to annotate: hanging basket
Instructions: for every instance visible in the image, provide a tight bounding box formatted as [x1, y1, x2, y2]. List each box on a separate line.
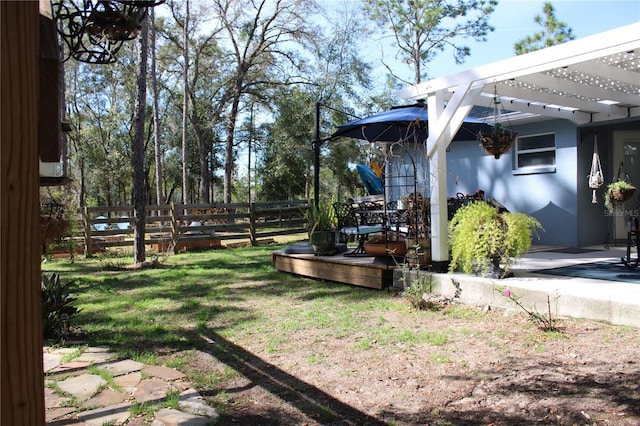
[477, 87, 517, 160]
[604, 179, 637, 213]
[611, 186, 636, 202]
[606, 162, 637, 210]
[477, 129, 517, 159]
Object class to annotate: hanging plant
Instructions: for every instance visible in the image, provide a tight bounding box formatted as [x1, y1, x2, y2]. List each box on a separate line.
[604, 162, 636, 213]
[477, 123, 517, 159]
[477, 86, 517, 160]
[604, 180, 636, 213]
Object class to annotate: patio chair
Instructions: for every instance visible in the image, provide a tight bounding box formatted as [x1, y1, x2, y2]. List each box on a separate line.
[333, 201, 383, 256]
[386, 201, 409, 234]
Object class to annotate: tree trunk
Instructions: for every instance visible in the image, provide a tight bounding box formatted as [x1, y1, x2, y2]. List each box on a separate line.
[189, 104, 210, 203]
[151, 8, 163, 209]
[223, 82, 241, 203]
[181, 0, 190, 205]
[196, 127, 210, 203]
[132, 13, 149, 264]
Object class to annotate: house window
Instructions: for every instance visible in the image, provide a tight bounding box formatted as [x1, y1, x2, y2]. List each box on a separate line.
[513, 132, 556, 174]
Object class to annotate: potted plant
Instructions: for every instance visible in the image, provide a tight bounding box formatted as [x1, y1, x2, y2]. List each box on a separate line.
[604, 180, 636, 213]
[449, 201, 542, 278]
[364, 233, 407, 257]
[306, 200, 338, 255]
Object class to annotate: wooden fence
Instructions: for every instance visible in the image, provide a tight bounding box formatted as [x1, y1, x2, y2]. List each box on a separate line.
[60, 200, 309, 256]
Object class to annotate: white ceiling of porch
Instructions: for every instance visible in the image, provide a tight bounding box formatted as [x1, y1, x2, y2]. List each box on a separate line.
[397, 23, 640, 125]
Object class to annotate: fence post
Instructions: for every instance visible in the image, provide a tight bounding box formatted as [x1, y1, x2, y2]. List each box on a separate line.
[170, 202, 178, 254]
[249, 202, 257, 246]
[83, 205, 93, 258]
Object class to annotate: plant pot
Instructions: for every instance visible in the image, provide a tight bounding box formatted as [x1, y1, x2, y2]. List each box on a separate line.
[364, 234, 407, 257]
[473, 256, 513, 279]
[310, 230, 337, 255]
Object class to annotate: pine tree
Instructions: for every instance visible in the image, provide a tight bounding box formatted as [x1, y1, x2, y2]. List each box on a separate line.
[514, 2, 575, 55]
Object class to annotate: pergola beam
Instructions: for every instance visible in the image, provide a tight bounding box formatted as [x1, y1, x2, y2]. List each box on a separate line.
[398, 22, 640, 105]
[514, 73, 640, 108]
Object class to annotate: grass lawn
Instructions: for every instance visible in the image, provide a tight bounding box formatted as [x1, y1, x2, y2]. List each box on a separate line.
[42, 242, 420, 420]
[42, 243, 640, 425]
[42, 242, 411, 355]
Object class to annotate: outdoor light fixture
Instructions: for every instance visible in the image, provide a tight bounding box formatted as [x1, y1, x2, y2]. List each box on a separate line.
[51, 0, 164, 64]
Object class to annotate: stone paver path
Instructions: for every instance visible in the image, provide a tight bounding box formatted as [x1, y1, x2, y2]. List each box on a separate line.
[44, 346, 218, 425]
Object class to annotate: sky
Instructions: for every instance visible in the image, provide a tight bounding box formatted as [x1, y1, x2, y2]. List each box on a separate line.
[357, 0, 640, 86]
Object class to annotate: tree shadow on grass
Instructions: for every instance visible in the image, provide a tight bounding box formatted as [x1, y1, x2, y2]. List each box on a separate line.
[49, 247, 640, 425]
[195, 329, 389, 426]
[381, 362, 640, 425]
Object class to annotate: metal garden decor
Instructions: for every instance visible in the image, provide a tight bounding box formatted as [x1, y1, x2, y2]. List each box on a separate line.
[51, 0, 165, 64]
[477, 87, 517, 159]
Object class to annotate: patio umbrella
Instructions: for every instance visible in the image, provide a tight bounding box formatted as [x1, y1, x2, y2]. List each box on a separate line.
[330, 101, 497, 144]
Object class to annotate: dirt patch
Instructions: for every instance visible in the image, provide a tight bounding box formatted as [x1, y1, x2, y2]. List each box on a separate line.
[165, 299, 640, 426]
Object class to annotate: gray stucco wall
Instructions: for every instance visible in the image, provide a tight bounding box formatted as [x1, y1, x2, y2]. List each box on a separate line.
[385, 118, 640, 249]
[446, 119, 579, 247]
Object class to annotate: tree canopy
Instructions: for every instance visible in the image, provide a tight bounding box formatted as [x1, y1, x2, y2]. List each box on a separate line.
[363, 0, 497, 84]
[60, 0, 560, 219]
[514, 2, 575, 55]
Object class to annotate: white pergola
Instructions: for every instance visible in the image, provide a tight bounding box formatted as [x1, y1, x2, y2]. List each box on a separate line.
[396, 22, 640, 270]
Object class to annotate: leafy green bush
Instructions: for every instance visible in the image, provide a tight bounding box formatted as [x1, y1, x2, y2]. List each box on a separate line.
[449, 202, 542, 278]
[41, 273, 81, 340]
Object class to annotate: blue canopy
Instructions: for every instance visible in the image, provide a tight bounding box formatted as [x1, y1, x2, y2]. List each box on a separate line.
[331, 102, 496, 144]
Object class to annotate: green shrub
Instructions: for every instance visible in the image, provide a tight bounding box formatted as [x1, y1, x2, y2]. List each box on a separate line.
[41, 273, 81, 340]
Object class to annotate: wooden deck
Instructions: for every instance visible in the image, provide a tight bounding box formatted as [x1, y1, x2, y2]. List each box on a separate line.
[272, 250, 398, 290]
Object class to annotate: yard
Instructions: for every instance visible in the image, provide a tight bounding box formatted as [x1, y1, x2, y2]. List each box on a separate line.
[43, 243, 640, 425]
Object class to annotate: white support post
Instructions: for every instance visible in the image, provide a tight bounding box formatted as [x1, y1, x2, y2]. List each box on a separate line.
[426, 84, 484, 272]
[427, 92, 450, 272]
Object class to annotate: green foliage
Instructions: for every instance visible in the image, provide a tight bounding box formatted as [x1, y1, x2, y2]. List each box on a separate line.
[41, 273, 81, 340]
[449, 202, 542, 278]
[363, 0, 497, 84]
[305, 199, 338, 233]
[401, 274, 433, 310]
[259, 88, 316, 201]
[514, 2, 575, 55]
[604, 180, 636, 213]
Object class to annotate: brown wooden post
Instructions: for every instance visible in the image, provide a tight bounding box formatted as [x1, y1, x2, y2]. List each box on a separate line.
[170, 202, 178, 254]
[83, 205, 93, 257]
[249, 202, 257, 246]
[1, 2, 46, 425]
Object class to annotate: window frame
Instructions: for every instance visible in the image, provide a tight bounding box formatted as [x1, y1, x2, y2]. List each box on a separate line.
[512, 132, 556, 175]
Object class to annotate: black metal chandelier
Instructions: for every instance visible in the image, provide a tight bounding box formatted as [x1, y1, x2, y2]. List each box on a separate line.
[51, 0, 164, 64]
